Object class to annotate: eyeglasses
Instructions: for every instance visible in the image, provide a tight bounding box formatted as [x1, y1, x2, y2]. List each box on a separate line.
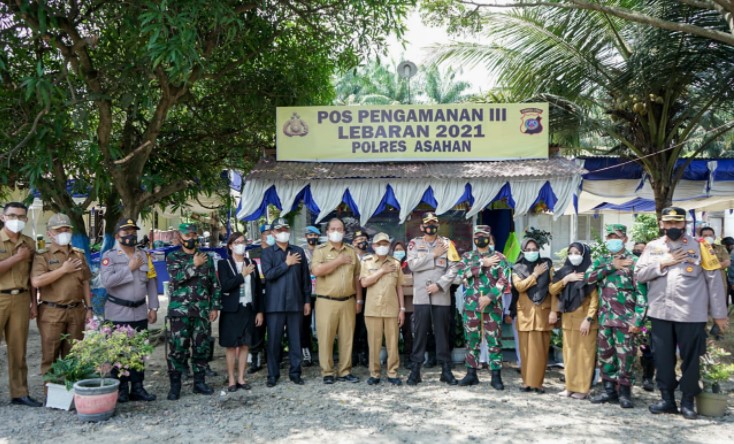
[4, 214, 28, 221]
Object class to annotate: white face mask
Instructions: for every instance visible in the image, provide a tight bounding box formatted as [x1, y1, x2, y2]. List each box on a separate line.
[704, 236, 715, 245]
[328, 231, 344, 243]
[568, 254, 583, 266]
[374, 245, 390, 256]
[4, 219, 25, 233]
[54, 232, 72, 246]
[232, 244, 246, 256]
[275, 232, 290, 244]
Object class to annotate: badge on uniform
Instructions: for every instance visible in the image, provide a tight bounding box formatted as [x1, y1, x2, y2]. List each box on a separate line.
[48, 259, 60, 265]
[102, 258, 110, 266]
[686, 266, 694, 272]
[436, 258, 446, 268]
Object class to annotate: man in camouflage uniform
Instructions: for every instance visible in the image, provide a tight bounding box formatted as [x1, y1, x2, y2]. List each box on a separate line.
[456, 225, 511, 390]
[166, 223, 221, 400]
[585, 224, 647, 409]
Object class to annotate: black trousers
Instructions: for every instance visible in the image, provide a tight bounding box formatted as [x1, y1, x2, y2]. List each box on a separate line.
[266, 312, 303, 379]
[353, 310, 368, 359]
[111, 319, 148, 384]
[650, 317, 706, 395]
[300, 297, 314, 350]
[411, 305, 451, 364]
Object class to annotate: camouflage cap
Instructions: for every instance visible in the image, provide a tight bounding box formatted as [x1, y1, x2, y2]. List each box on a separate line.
[473, 225, 491, 236]
[661, 207, 686, 222]
[114, 217, 139, 232]
[178, 223, 198, 233]
[605, 224, 627, 237]
[422, 212, 439, 224]
[372, 232, 390, 244]
[48, 213, 73, 230]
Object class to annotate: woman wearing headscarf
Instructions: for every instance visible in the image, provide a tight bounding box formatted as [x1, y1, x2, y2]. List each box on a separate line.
[511, 238, 557, 393]
[549, 242, 598, 399]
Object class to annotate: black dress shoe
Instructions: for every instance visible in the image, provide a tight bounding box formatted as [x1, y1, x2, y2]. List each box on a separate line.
[11, 396, 42, 408]
[367, 377, 380, 385]
[519, 386, 533, 392]
[266, 377, 277, 388]
[227, 385, 238, 393]
[336, 374, 360, 383]
[290, 376, 305, 385]
[387, 377, 402, 386]
[323, 376, 335, 385]
[237, 382, 252, 391]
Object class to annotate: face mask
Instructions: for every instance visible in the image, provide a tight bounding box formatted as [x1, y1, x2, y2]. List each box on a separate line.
[374, 245, 390, 256]
[665, 228, 683, 241]
[119, 234, 136, 247]
[393, 251, 406, 261]
[632, 250, 643, 257]
[424, 225, 438, 236]
[474, 237, 490, 248]
[265, 234, 276, 246]
[307, 238, 319, 246]
[182, 238, 198, 250]
[275, 232, 290, 244]
[328, 231, 344, 243]
[605, 239, 624, 253]
[524, 251, 539, 262]
[232, 244, 246, 256]
[704, 236, 714, 245]
[357, 241, 368, 251]
[55, 232, 72, 246]
[4, 219, 25, 233]
[568, 254, 583, 266]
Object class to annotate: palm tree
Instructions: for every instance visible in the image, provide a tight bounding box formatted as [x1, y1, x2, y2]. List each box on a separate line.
[428, 2, 734, 216]
[421, 65, 471, 103]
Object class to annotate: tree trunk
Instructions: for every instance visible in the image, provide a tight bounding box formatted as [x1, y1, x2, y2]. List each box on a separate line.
[101, 192, 122, 255]
[650, 177, 675, 222]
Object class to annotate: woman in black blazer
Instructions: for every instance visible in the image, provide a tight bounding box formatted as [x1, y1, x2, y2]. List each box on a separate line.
[218, 232, 264, 391]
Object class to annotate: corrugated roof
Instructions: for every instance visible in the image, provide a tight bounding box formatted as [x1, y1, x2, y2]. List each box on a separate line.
[246, 157, 584, 181]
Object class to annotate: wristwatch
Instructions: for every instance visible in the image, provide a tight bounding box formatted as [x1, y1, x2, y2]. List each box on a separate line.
[149, 307, 159, 312]
[586, 316, 594, 323]
[357, 300, 364, 305]
[400, 307, 406, 312]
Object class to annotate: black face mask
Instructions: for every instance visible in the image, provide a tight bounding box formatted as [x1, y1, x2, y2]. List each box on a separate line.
[307, 238, 319, 246]
[632, 250, 643, 257]
[424, 225, 438, 235]
[474, 237, 490, 248]
[357, 241, 368, 251]
[120, 234, 137, 247]
[665, 228, 684, 241]
[182, 238, 198, 249]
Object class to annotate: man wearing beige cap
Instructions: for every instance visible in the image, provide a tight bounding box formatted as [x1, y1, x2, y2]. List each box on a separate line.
[31, 213, 92, 379]
[360, 232, 405, 386]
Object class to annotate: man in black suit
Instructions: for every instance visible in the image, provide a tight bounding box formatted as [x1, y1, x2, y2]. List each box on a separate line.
[260, 218, 312, 387]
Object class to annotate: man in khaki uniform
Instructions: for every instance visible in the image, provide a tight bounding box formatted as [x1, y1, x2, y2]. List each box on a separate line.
[0, 202, 41, 407]
[311, 217, 362, 384]
[31, 213, 92, 377]
[360, 232, 405, 386]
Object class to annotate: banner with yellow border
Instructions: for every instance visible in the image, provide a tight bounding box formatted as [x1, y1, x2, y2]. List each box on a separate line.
[276, 103, 548, 162]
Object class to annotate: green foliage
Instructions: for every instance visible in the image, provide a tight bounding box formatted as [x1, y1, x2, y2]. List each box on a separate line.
[700, 339, 734, 393]
[631, 214, 660, 244]
[43, 355, 97, 391]
[523, 226, 552, 249]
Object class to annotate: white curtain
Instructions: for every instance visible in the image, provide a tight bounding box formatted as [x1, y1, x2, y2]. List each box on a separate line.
[433, 180, 469, 215]
[393, 179, 429, 223]
[512, 180, 545, 215]
[276, 181, 308, 216]
[348, 180, 389, 226]
[465, 180, 506, 219]
[236, 179, 274, 220]
[310, 181, 349, 224]
[550, 175, 582, 220]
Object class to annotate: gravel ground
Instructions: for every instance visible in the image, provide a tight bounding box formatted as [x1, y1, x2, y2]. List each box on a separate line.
[1, 299, 732, 443]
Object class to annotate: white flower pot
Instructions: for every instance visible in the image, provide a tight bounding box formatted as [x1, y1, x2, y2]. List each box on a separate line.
[45, 382, 75, 410]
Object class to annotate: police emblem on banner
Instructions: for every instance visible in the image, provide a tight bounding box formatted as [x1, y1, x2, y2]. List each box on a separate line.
[283, 113, 309, 137]
[520, 108, 544, 135]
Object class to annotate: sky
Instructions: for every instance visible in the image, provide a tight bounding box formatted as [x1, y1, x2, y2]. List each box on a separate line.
[385, 8, 497, 95]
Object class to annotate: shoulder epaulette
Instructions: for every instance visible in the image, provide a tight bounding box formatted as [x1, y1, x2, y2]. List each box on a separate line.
[35, 248, 48, 254]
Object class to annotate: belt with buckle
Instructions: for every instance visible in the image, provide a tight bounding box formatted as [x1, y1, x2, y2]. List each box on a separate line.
[315, 294, 355, 302]
[41, 300, 83, 309]
[0, 288, 28, 295]
[107, 294, 146, 308]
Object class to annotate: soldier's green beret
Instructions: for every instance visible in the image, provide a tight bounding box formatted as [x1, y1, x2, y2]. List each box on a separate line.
[178, 223, 197, 233]
[605, 224, 627, 236]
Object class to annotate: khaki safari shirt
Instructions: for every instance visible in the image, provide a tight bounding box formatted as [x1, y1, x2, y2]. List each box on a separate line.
[312, 242, 360, 297]
[31, 244, 91, 304]
[360, 254, 404, 317]
[0, 230, 35, 292]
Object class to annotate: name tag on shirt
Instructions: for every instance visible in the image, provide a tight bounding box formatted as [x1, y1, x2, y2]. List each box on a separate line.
[48, 259, 61, 265]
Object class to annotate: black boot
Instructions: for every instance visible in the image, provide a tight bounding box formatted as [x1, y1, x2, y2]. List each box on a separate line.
[403, 355, 412, 370]
[490, 369, 505, 391]
[458, 368, 479, 386]
[167, 371, 182, 401]
[248, 352, 262, 374]
[117, 379, 130, 403]
[130, 381, 157, 402]
[590, 381, 619, 404]
[649, 390, 678, 414]
[439, 362, 458, 386]
[618, 384, 633, 409]
[205, 363, 218, 377]
[193, 373, 214, 395]
[425, 352, 437, 369]
[406, 362, 422, 386]
[640, 356, 655, 392]
[680, 393, 698, 420]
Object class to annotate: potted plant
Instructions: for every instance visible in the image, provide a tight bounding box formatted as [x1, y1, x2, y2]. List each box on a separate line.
[42, 354, 97, 410]
[550, 328, 563, 365]
[697, 340, 734, 417]
[65, 319, 154, 422]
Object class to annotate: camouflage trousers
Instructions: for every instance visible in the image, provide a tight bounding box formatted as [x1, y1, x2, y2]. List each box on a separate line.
[597, 326, 637, 387]
[167, 316, 210, 375]
[463, 303, 503, 370]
